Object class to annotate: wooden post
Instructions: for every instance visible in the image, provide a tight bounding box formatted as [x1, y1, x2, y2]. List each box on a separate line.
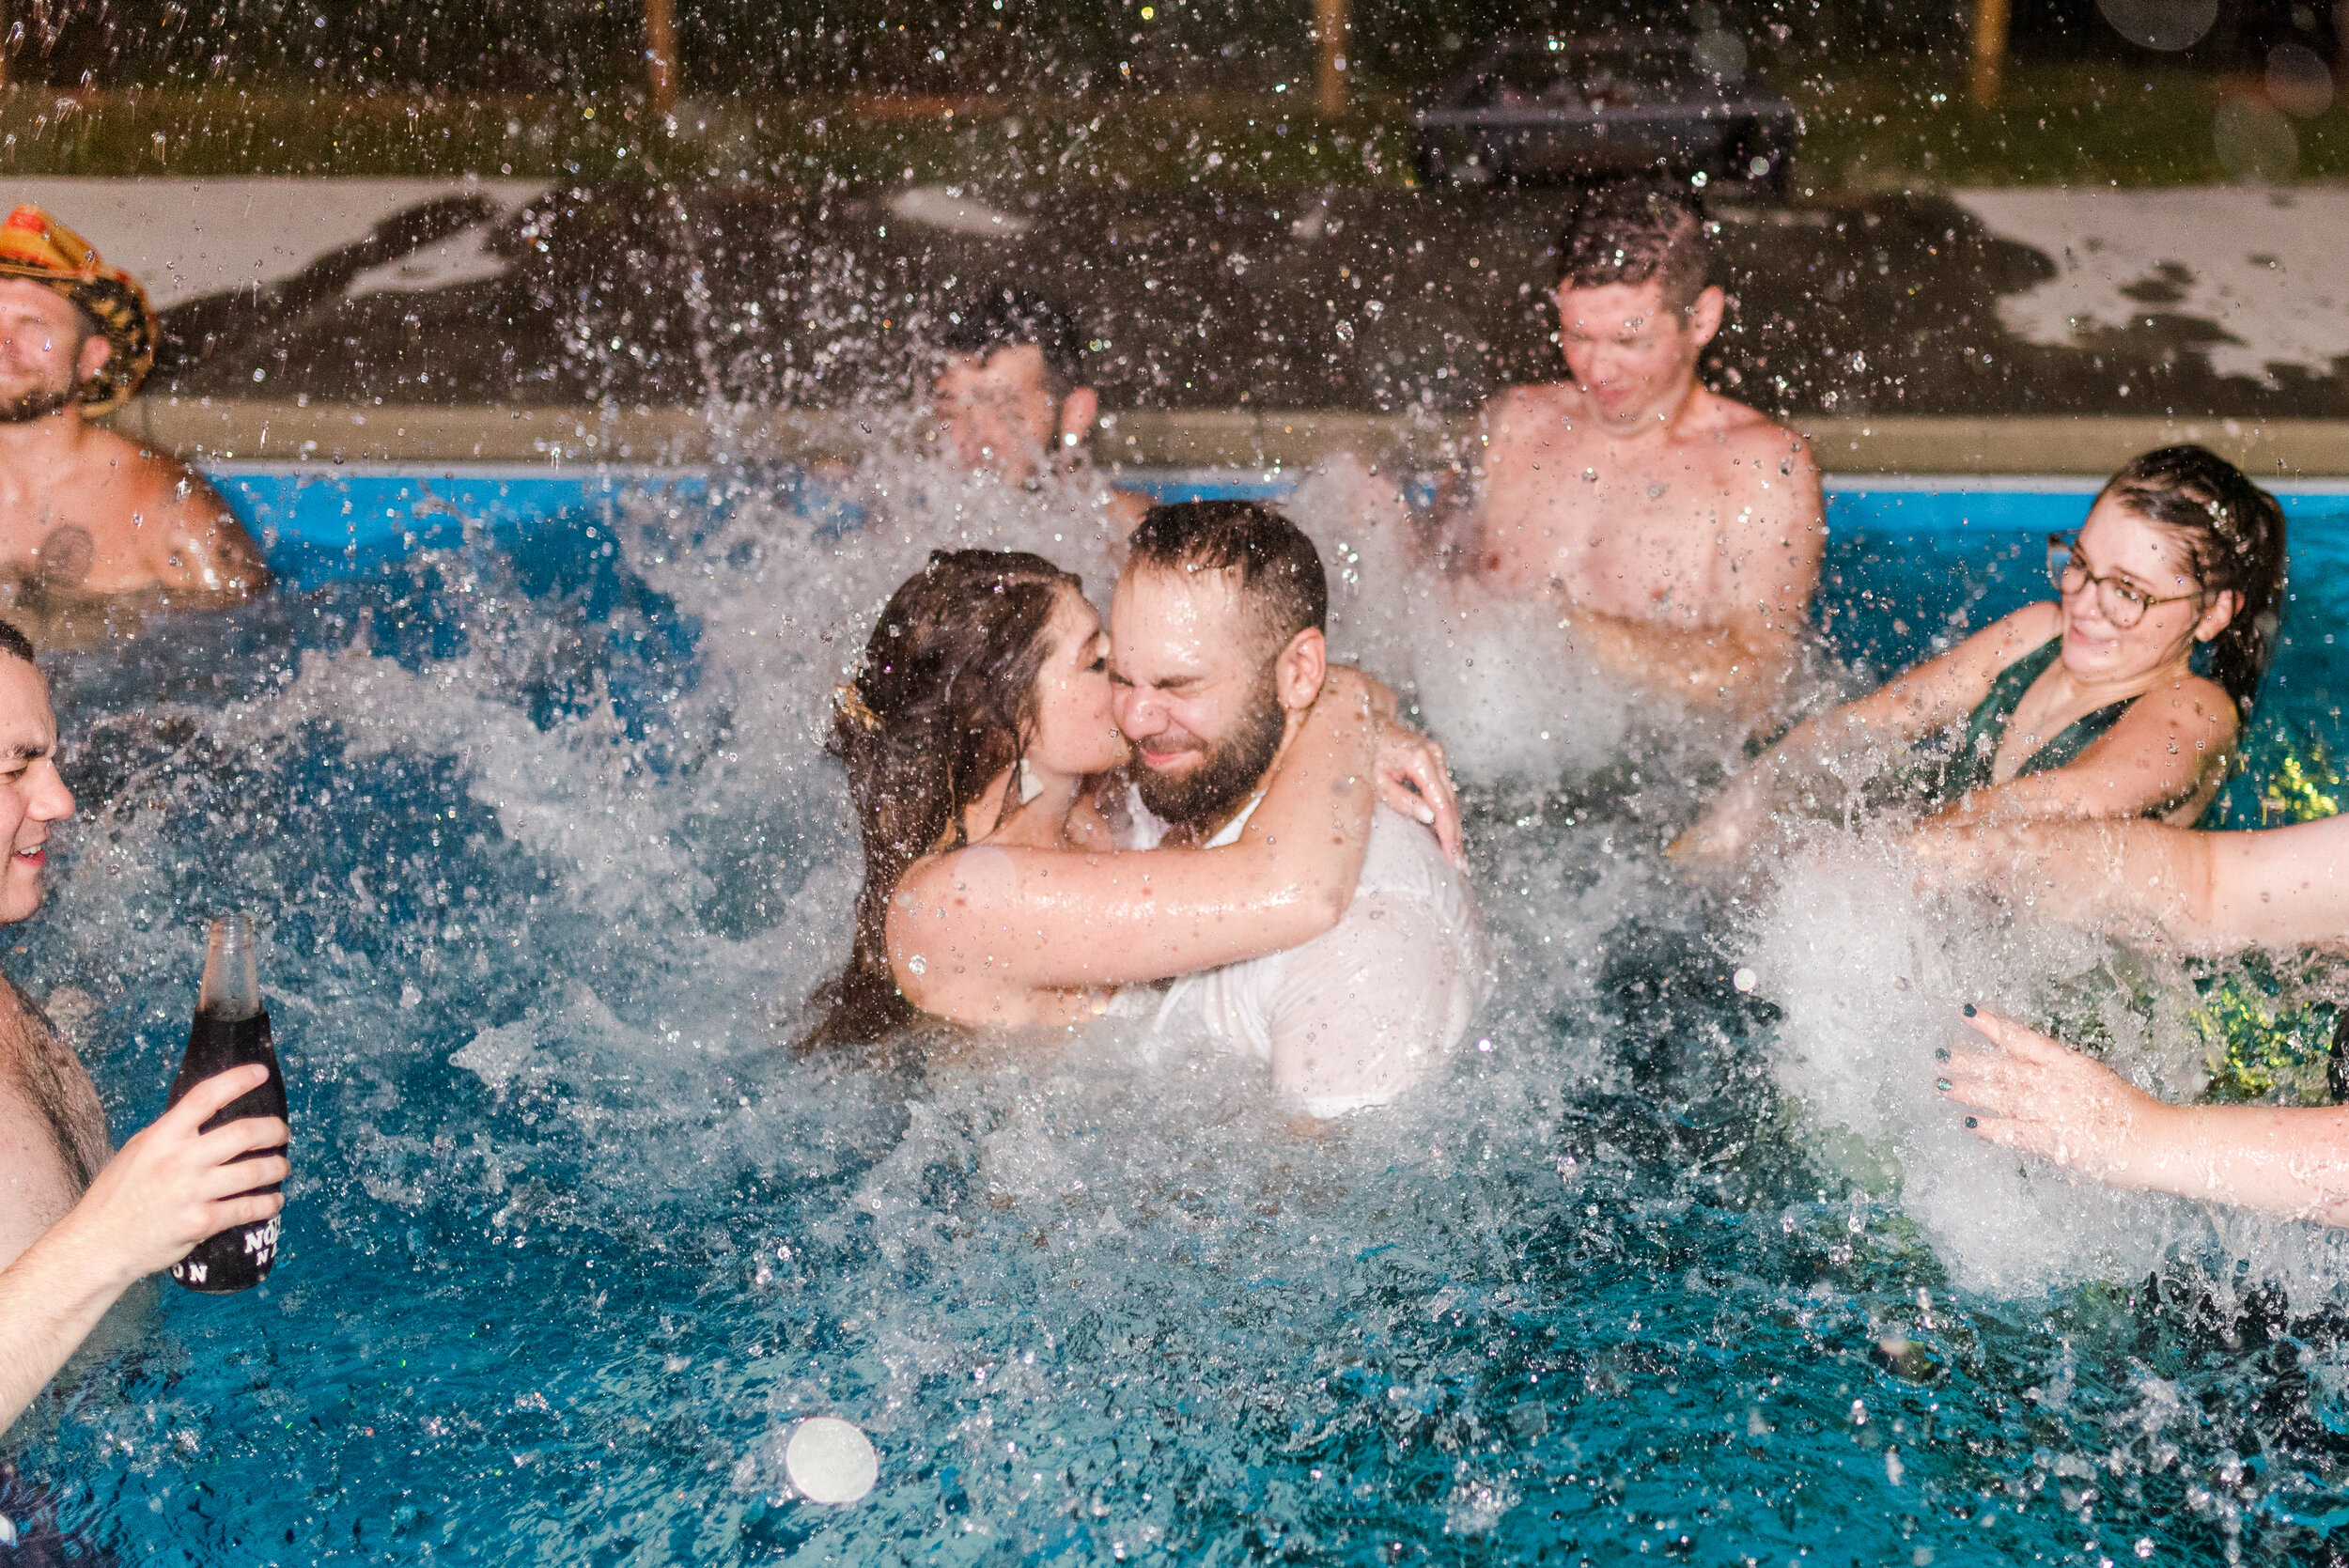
[1315, 0, 1350, 118]
[1968, 0, 2009, 106]
[646, 0, 678, 118]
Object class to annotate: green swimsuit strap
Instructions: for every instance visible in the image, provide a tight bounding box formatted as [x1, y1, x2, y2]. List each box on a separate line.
[1947, 637, 2138, 797]
[1947, 639, 2060, 797]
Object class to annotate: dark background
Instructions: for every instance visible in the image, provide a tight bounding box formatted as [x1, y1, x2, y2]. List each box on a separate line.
[9, 0, 2340, 96]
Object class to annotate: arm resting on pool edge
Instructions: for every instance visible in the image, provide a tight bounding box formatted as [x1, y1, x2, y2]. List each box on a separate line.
[0, 1067, 288, 1435]
[1941, 1010, 2349, 1227]
[1910, 813, 2349, 957]
[888, 672, 1380, 1001]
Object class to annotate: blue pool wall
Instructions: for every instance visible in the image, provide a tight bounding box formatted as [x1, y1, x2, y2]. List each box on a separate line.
[213, 462, 2349, 826]
[214, 460, 2349, 670]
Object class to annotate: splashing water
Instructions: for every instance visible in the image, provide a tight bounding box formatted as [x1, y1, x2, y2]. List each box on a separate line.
[5, 471, 2349, 1564]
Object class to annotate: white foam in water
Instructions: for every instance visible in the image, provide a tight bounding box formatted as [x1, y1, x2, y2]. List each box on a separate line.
[784, 1417, 879, 1504]
[623, 419, 1136, 777]
[1406, 595, 1642, 784]
[1743, 821, 2349, 1300]
[1277, 456, 1646, 786]
[63, 408, 2349, 1555]
[447, 1017, 551, 1097]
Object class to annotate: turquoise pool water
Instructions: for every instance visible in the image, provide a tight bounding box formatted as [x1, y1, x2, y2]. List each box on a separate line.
[4, 465, 2347, 1563]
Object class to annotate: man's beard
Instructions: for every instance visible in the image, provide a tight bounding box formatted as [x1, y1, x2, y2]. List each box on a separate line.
[0, 385, 77, 425]
[1134, 675, 1288, 830]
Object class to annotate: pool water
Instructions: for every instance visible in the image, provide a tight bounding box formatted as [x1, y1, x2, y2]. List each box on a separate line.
[8, 461, 2349, 1564]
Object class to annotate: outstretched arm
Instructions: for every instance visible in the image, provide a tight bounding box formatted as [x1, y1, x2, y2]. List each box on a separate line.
[892, 671, 1379, 1001]
[1912, 813, 2349, 956]
[1943, 1009, 2349, 1226]
[1672, 603, 2063, 863]
[0, 1066, 290, 1434]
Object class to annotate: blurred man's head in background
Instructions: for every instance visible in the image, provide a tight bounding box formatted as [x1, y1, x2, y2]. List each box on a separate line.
[931, 289, 1099, 480]
[1550, 179, 1724, 429]
[0, 206, 154, 425]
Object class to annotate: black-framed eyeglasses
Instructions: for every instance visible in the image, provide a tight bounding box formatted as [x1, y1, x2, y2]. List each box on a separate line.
[2046, 534, 2203, 630]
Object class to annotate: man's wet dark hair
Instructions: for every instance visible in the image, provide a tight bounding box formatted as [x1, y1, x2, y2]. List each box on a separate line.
[1554, 178, 1714, 317]
[938, 288, 1085, 397]
[1126, 500, 1327, 653]
[0, 617, 34, 666]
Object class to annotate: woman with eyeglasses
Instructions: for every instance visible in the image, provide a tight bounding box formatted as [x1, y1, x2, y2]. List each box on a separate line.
[1675, 445, 2286, 865]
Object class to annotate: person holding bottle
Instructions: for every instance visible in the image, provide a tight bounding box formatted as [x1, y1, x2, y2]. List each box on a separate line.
[0, 617, 287, 1434]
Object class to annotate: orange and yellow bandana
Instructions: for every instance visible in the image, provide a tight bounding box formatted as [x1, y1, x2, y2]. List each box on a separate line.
[0, 205, 154, 414]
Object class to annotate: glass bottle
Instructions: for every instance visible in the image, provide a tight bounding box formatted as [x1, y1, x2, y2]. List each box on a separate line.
[166, 914, 288, 1293]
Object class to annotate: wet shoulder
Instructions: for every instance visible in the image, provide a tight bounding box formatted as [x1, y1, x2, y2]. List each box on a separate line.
[1360, 804, 1471, 910]
[108, 436, 226, 518]
[1696, 392, 1812, 466]
[1968, 601, 2065, 671]
[892, 843, 1040, 924]
[1482, 382, 1576, 442]
[2148, 670, 2241, 731]
[60, 432, 209, 542]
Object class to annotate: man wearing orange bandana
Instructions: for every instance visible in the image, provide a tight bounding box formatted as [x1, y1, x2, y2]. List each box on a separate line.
[0, 206, 267, 620]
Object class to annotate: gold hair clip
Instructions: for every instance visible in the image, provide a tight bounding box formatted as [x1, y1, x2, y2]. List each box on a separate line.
[835, 682, 882, 733]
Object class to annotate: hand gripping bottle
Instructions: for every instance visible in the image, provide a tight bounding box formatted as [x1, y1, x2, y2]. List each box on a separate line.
[166, 914, 288, 1293]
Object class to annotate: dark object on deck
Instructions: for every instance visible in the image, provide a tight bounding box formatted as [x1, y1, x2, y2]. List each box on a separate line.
[1413, 35, 1798, 197]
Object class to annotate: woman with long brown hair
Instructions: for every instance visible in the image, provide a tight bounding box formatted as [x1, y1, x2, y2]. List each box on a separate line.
[805, 548, 1423, 1051]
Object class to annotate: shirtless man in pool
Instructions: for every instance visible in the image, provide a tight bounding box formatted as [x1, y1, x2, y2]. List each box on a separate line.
[0, 619, 287, 1433]
[0, 207, 269, 633]
[1440, 179, 1824, 714]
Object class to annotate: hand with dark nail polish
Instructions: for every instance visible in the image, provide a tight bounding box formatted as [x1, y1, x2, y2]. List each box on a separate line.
[1962, 1003, 1977, 1018]
[1935, 1048, 1951, 1063]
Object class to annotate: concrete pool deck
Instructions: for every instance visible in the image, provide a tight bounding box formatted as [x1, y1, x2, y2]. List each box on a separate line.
[21, 173, 2349, 475]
